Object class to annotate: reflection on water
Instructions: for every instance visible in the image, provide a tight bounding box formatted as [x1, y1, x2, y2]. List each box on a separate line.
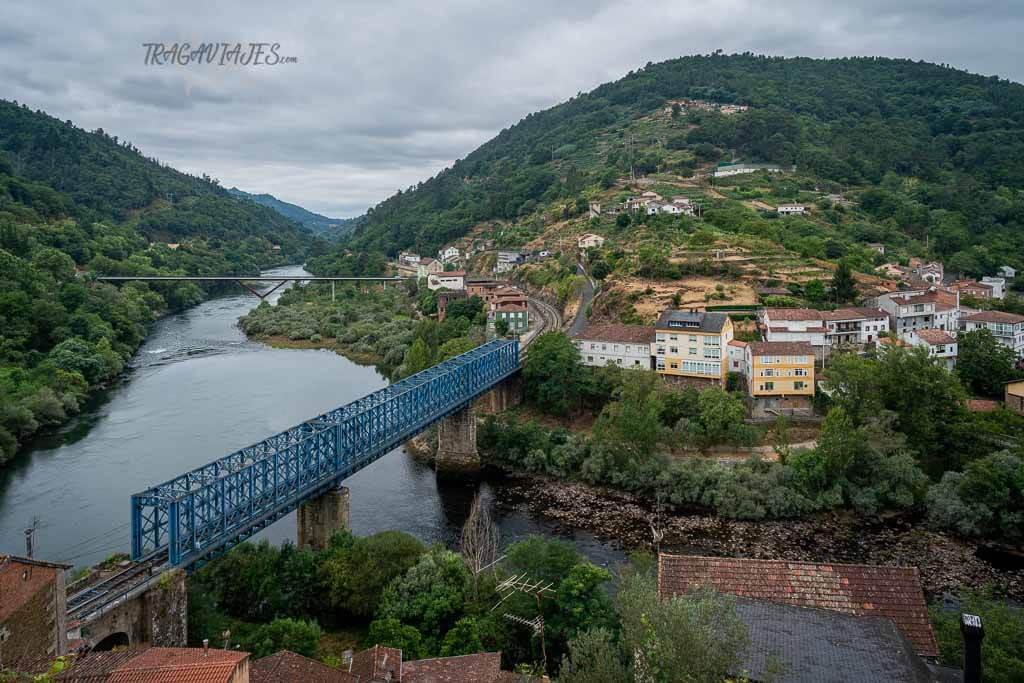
[0, 266, 623, 570]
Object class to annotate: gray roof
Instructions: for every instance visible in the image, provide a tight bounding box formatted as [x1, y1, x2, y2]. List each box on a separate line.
[735, 599, 946, 683]
[655, 310, 729, 333]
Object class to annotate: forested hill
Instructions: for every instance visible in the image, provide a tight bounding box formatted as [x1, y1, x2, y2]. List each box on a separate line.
[0, 99, 317, 463]
[0, 99, 310, 252]
[348, 54, 1024, 268]
[228, 186, 362, 238]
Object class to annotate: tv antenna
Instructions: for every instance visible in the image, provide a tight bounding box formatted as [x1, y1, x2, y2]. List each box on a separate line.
[492, 572, 557, 671]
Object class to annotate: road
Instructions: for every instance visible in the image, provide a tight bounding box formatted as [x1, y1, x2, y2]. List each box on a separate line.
[568, 263, 596, 336]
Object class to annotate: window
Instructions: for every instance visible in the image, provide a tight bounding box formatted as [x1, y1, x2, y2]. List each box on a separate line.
[625, 345, 631, 353]
[794, 368, 807, 377]
[587, 356, 593, 362]
[794, 381, 805, 390]
[601, 344, 607, 350]
[613, 345, 620, 352]
[689, 347, 698, 356]
[616, 358, 622, 365]
[670, 346, 679, 354]
[656, 346, 665, 356]
[656, 359, 666, 370]
[689, 335, 697, 342]
[670, 362, 679, 369]
[590, 343, 597, 350]
[763, 382, 774, 391]
[704, 348, 720, 359]
[669, 334, 678, 341]
[762, 369, 774, 377]
[634, 360, 641, 366]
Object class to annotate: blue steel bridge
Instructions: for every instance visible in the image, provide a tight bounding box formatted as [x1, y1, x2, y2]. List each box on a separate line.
[129, 338, 519, 569]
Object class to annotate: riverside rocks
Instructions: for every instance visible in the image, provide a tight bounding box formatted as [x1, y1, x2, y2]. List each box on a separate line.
[494, 474, 1024, 601]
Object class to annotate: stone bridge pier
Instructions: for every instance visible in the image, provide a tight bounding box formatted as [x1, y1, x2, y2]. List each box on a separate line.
[436, 374, 522, 474]
[74, 569, 187, 651]
[297, 484, 350, 552]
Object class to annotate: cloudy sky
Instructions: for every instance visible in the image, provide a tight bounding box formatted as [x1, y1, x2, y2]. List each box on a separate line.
[3, 1, 1022, 217]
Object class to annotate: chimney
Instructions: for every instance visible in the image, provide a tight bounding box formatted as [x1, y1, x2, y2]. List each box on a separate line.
[960, 613, 984, 683]
[202, 639, 209, 656]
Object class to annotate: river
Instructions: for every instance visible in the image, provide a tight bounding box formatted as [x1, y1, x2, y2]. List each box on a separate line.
[0, 266, 621, 571]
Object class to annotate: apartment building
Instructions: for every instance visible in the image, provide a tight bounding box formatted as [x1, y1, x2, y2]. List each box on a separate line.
[905, 329, 958, 371]
[759, 307, 889, 360]
[652, 310, 733, 384]
[876, 288, 960, 334]
[743, 341, 815, 415]
[489, 300, 529, 333]
[572, 324, 654, 369]
[823, 307, 890, 346]
[960, 310, 1024, 359]
[494, 250, 525, 273]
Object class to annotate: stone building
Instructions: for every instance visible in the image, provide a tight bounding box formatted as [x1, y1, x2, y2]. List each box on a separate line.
[0, 555, 70, 671]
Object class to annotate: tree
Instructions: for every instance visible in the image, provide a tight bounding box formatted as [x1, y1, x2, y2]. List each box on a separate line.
[930, 591, 1024, 683]
[592, 371, 666, 460]
[522, 332, 585, 416]
[320, 530, 426, 617]
[377, 548, 471, 650]
[494, 318, 510, 337]
[926, 451, 1024, 542]
[439, 617, 485, 657]
[404, 338, 435, 376]
[241, 618, 322, 659]
[615, 568, 749, 681]
[832, 259, 858, 302]
[460, 494, 499, 597]
[559, 628, 629, 683]
[590, 260, 611, 280]
[366, 618, 426, 660]
[957, 329, 1021, 397]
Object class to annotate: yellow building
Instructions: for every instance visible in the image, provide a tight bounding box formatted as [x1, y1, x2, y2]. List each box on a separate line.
[652, 310, 733, 384]
[1006, 379, 1024, 415]
[744, 341, 815, 415]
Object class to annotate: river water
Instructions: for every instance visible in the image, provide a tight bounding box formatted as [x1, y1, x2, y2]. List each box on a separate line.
[0, 266, 621, 570]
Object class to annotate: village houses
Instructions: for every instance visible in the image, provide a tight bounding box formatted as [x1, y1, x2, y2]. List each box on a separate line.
[743, 341, 816, 416]
[438, 245, 460, 263]
[416, 256, 443, 279]
[876, 288, 960, 335]
[577, 233, 606, 249]
[905, 329, 958, 371]
[494, 250, 525, 273]
[652, 310, 733, 385]
[776, 204, 806, 216]
[572, 323, 654, 369]
[758, 307, 889, 361]
[960, 310, 1024, 359]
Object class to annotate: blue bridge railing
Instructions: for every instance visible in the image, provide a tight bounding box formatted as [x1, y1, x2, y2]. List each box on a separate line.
[131, 339, 520, 567]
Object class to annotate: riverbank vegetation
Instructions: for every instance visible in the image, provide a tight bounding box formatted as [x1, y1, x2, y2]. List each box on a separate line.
[188, 517, 759, 679]
[499, 332, 1024, 541]
[0, 100, 316, 464]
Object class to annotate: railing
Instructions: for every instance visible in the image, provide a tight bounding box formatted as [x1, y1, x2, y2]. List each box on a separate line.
[130, 339, 519, 567]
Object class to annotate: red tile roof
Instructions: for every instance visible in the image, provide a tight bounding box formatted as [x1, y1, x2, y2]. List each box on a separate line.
[437, 271, 467, 278]
[251, 651, 357, 682]
[572, 323, 654, 345]
[763, 308, 823, 321]
[822, 307, 888, 321]
[403, 652, 502, 682]
[349, 646, 402, 682]
[964, 310, 1024, 324]
[657, 554, 938, 658]
[915, 329, 956, 346]
[58, 648, 248, 683]
[967, 399, 1000, 413]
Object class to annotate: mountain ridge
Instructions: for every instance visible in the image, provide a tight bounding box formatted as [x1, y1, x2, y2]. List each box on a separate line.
[227, 186, 361, 238]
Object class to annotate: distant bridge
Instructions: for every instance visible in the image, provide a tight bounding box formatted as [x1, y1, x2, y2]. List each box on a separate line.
[95, 275, 411, 299]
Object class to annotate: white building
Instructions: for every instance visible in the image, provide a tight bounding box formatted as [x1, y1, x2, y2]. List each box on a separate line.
[439, 246, 461, 263]
[417, 257, 443, 279]
[572, 324, 653, 369]
[494, 251, 525, 274]
[427, 270, 466, 291]
[578, 233, 606, 249]
[905, 329, 958, 371]
[876, 289, 960, 335]
[981, 277, 1007, 299]
[960, 310, 1024, 359]
[399, 251, 421, 267]
[713, 163, 787, 178]
[777, 204, 806, 216]
[998, 265, 1016, 279]
[759, 307, 889, 360]
[727, 339, 748, 374]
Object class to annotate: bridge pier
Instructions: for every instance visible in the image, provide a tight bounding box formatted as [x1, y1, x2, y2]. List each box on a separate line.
[436, 406, 479, 475]
[297, 484, 350, 551]
[477, 374, 522, 414]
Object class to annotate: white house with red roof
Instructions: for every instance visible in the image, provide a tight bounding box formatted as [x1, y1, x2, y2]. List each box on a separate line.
[905, 329, 958, 371]
[960, 310, 1024, 359]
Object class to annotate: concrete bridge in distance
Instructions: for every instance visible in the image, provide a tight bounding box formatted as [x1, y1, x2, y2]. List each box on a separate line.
[67, 339, 523, 651]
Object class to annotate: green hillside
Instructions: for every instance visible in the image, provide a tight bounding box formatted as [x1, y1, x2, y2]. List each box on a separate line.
[0, 99, 317, 463]
[348, 54, 1024, 277]
[228, 186, 362, 238]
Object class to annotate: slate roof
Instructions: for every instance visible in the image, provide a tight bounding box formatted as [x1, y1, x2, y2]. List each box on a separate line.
[735, 598, 942, 683]
[747, 341, 814, 357]
[251, 650, 357, 682]
[403, 652, 502, 682]
[656, 310, 729, 333]
[657, 554, 939, 657]
[572, 323, 654, 345]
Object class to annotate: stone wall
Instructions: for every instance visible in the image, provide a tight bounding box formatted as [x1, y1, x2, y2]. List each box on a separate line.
[297, 486, 350, 552]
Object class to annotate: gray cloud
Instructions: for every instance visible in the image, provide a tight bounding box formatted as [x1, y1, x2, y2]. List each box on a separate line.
[2, 0, 1022, 217]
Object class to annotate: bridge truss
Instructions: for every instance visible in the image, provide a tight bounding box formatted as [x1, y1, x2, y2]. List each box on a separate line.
[130, 339, 519, 567]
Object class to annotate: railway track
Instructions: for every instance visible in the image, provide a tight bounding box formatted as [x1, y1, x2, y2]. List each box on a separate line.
[66, 551, 167, 621]
[521, 296, 562, 353]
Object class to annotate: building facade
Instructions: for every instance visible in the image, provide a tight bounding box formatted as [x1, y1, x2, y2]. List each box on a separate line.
[489, 301, 529, 333]
[416, 257, 443, 279]
[1006, 380, 1024, 415]
[777, 204, 806, 215]
[577, 233, 606, 249]
[0, 555, 70, 671]
[960, 310, 1024, 358]
[427, 271, 466, 291]
[876, 289, 960, 334]
[572, 324, 653, 369]
[439, 246, 460, 263]
[652, 310, 733, 384]
[905, 329, 958, 371]
[743, 341, 815, 415]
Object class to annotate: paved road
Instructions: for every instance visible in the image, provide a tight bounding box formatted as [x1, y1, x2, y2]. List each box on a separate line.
[568, 263, 596, 336]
